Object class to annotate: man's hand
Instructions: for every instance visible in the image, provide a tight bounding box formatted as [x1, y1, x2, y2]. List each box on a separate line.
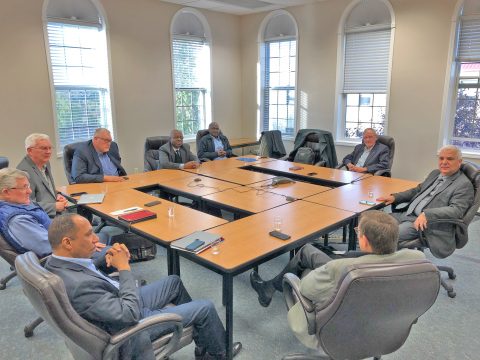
[217, 149, 227, 157]
[346, 163, 354, 171]
[348, 164, 367, 173]
[105, 243, 131, 271]
[55, 201, 67, 212]
[414, 212, 428, 231]
[184, 161, 199, 169]
[104, 175, 125, 182]
[377, 195, 395, 205]
[95, 242, 107, 251]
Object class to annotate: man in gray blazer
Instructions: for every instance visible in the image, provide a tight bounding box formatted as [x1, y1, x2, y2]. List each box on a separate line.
[250, 210, 425, 349]
[158, 129, 200, 169]
[378, 145, 474, 258]
[197, 122, 233, 160]
[71, 128, 127, 183]
[17, 133, 67, 217]
[341, 128, 389, 174]
[45, 213, 242, 360]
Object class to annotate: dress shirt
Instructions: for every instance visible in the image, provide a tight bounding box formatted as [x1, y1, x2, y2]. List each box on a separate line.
[51, 254, 120, 289]
[173, 148, 185, 169]
[213, 137, 226, 160]
[356, 146, 372, 167]
[97, 152, 119, 176]
[407, 175, 447, 216]
[5, 213, 51, 257]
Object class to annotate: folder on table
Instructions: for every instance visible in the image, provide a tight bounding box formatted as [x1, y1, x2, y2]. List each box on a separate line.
[118, 209, 157, 224]
[171, 231, 223, 254]
[77, 193, 105, 205]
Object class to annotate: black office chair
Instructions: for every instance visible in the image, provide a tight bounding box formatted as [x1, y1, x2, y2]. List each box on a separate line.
[0, 156, 9, 169]
[15, 252, 194, 360]
[287, 129, 337, 168]
[0, 234, 45, 336]
[337, 135, 395, 177]
[397, 161, 480, 298]
[258, 130, 287, 159]
[63, 141, 85, 184]
[282, 259, 440, 360]
[144, 136, 170, 172]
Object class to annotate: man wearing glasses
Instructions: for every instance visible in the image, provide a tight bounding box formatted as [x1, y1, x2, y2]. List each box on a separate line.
[17, 133, 68, 217]
[71, 128, 127, 183]
[249, 211, 425, 348]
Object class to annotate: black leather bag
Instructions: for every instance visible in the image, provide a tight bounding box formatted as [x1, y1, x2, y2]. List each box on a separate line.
[111, 232, 157, 262]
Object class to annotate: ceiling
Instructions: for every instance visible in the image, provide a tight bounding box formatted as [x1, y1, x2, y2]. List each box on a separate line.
[160, 0, 322, 15]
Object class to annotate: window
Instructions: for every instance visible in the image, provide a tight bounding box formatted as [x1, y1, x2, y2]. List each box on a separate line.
[337, 0, 394, 141]
[171, 9, 211, 137]
[44, 0, 113, 150]
[259, 11, 298, 137]
[448, 1, 480, 151]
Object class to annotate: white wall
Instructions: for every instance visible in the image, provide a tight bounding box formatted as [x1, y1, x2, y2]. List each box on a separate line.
[1, 0, 478, 186]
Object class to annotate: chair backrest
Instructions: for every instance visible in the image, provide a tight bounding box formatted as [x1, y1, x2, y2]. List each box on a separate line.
[15, 252, 110, 359]
[289, 129, 338, 167]
[0, 156, 9, 169]
[63, 142, 85, 184]
[144, 136, 170, 172]
[315, 260, 440, 360]
[377, 135, 396, 171]
[196, 129, 210, 151]
[258, 130, 287, 159]
[0, 232, 18, 267]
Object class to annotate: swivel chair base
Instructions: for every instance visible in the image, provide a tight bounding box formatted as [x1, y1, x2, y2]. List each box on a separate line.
[438, 265, 456, 298]
[24, 317, 44, 337]
[283, 353, 381, 360]
[0, 268, 16, 290]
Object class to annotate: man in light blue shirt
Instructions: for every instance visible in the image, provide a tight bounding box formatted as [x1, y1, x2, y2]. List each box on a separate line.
[197, 122, 234, 161]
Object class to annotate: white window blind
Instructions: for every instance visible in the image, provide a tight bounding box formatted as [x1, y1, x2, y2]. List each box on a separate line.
[172, 37, 208, 89]
[343, 28, 391, 93]
[457, 17, 480, 61]
[47, 22, 112, 148]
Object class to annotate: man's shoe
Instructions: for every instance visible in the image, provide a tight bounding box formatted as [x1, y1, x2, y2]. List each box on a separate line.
[249, 271, 274, 307]
[196, 342, 243, 359]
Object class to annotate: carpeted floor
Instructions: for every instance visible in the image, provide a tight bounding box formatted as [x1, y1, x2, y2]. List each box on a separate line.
[0, 217, 479, 359]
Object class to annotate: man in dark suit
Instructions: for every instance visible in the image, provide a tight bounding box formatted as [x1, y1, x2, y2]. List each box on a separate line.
[341, 128, 389, 174]
[197, 122, 233, 161]
[71, 128, 127, 183]
[45, 213, 242, 360]
[17, 133, 67, 217]
[158, 129, 200, 169]
[378, 145, 474, 258]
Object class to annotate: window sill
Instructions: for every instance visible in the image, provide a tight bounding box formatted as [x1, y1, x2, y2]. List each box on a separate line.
[461, 151, 480, 160]
[334, 140, 361, 147]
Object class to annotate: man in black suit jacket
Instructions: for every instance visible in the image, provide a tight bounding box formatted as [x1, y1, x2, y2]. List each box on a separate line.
[17, 133, 68, 217]
[197, 122, 233, 160]
[341, 128, 389, 174]
[71, 128, 127, 183]
[45, 213, 242, 360]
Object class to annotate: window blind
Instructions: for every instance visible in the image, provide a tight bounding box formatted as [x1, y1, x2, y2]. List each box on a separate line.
[457, 17, 480, 62]
[343, 28, 391, 93]
[47, 22, 112, 148]
[172, 38, 207, 89]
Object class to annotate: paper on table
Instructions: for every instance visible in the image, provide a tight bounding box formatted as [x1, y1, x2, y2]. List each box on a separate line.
[111, 207, 143, 216]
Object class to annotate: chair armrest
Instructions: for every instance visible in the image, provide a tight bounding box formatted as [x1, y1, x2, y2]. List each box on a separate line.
[103, 313, 183, 360]
[314, 160, 326, 167]
[374, 168, 391, 177]
[336, 164, 346, 170]
[282, 273, 317, 335]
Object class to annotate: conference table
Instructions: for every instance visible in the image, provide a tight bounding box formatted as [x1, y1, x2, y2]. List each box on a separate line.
[60, 157, 418, 359]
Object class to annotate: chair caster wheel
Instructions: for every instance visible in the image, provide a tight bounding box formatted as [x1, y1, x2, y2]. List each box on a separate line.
[0, 283, 6, 290]
[448, 273, 456, 280]
[24, 328, 34, 338]
[447, 291, 456, 298]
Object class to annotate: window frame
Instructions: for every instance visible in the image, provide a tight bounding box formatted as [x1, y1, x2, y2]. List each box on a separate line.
[334, 0, 395, 145]
[258, 10, 299, 140]
[42, 0, 115, 156]
[170, 8, 212, 140]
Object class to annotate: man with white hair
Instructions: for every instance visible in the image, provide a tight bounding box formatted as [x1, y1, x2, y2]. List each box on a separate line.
[17, 133, 68, 218]
[378, 145, 474, 258]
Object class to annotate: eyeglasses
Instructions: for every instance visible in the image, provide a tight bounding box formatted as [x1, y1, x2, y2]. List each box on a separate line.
[30, 146, 53, 152]
[96, 137, 112, 144]
[354, 226, 360, 235]
[9, 184, 31, 191]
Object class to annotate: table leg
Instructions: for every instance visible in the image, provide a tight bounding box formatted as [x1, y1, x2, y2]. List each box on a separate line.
[348, 219, 357, 251]
[167, 248, 180, 276]
[223, 274, 234, 360]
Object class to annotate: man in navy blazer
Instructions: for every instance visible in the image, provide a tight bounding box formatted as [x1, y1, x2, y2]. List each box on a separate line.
[341, 128, 389, 174]
[71, 128, 127, 183]
[45, 213, 242, 360]
[197, 122, 233, 160]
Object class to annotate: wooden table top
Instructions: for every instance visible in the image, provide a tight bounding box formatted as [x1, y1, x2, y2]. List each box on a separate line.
[183, 155, 277, 174]
[250, 179, 331, 200]
[251, 160, 367, 184]
[58, 169, 192, 196]
[304, 176, 418, 213]
[202, 186, 291, 213]
[86, 189, 227, 243]
[190, 167, 276, 185]
[160, 174, 238, 197]
[198, 200, 355, 271]
[229, 138, 259, 147]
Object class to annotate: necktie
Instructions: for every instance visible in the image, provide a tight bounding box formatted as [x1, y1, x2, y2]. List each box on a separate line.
[174, 150, 182, 164]
[406, 177, 445, 215]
